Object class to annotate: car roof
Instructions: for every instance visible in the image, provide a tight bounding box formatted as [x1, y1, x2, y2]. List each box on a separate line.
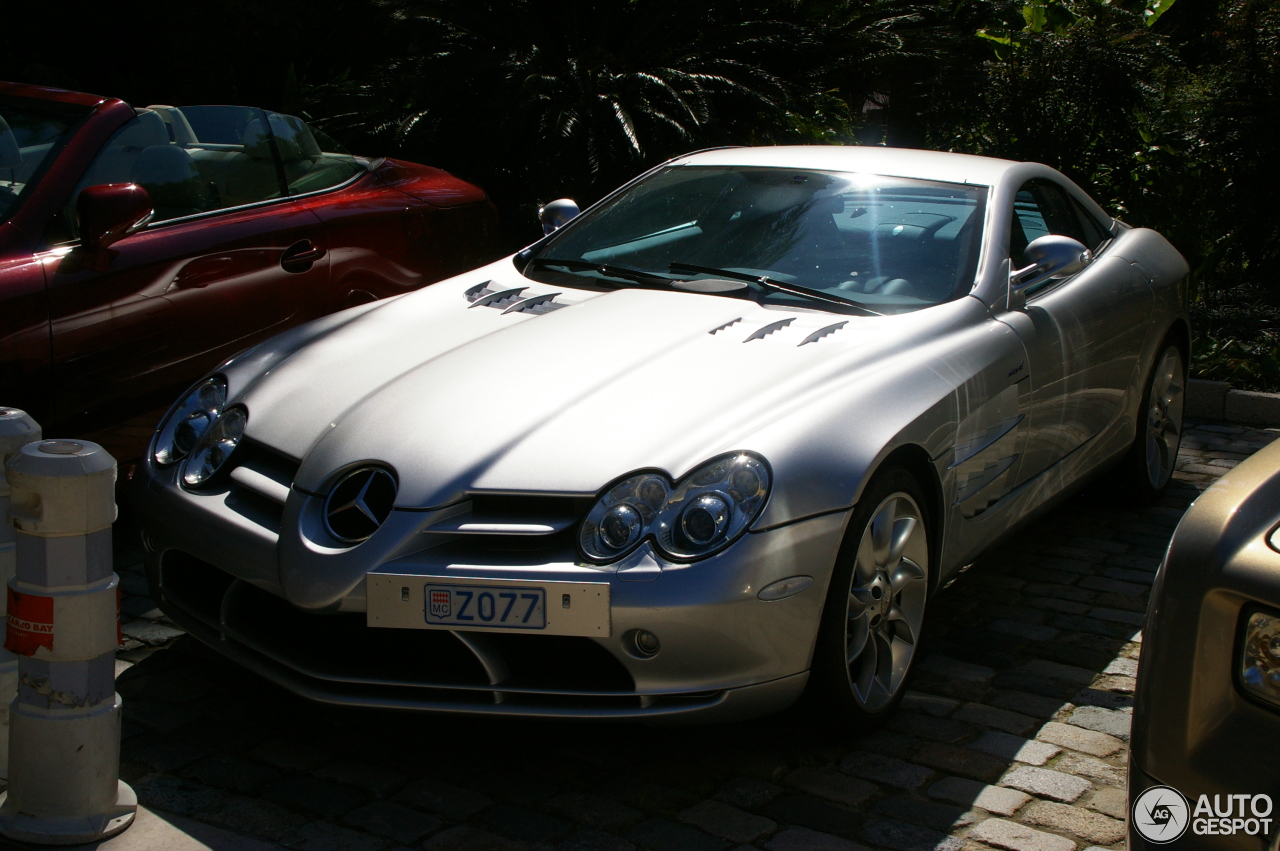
[668, 145, 1022, 188]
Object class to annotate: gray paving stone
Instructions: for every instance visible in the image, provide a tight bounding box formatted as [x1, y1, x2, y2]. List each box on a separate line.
[873, 796, 978, 831]
[394, 778, 494, 820]
[887, 711, 975, 744]
[125, 699, 206, 733]
[314, 759, 407, 797]
[1069, 687, 1134, 711]
[952, 703, 1037, 736]
[1051, 753, 1125, 788]
[714, 777, 783, 810]
[858, 730, 922, 759]
[425, 825, 527, 851]
[967, 817, 1077, 851]
[484, 803, 575, 842]
[1067, 706, 1132, 740]
[916, 655, 997, 682]
[988, 690, 1070, 720]
[927, 777, 1031, 817]
[549, 791, 644, 829]
[969, 731, 1060, 766]
[680, 800, 777, 843]
[1000, 766, 1091, 803]
[122, 733, 206, 772]
[784, 768, 876, 807]
[912, 743, 1007, 783]
[628, 817, 730, 851]
[250, 738, 333, 771]
[1022, 801, 1125, 846]
[1023, 597, 1090, 615]
[1016, 660, 1095, 685]
[1035, 722, 1123, 758]
[282, 821, 390, 851]
[122, 596, 165, 618]
[1089, 606, 1146, 625]
[1102, 657, 1138, 677]
[1100, 566, 1156, 584]
[901, 691, 961, 717]
[839, 751, 934, 789]
[556, 829, 636, 851]
[201, 795, 310, 841]
[265, 773, 368, 820]
[860, 818, 963, 851]
[121, 621, 185, 645]
[761, 795, 863, 840]
[344, 801, 442, 844]
[133, 774, 227, 816]
[1078, 576, 1146, 596]
[1084, 787, 1127, 820]
[765, 826, 869, 851]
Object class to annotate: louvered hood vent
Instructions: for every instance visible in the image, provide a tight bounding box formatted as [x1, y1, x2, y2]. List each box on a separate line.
[713, 316, 852, 346]
[465, 281, 567, 315]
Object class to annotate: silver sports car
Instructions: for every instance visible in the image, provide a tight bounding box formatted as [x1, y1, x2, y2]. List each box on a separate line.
[130, 146, 1190, 723]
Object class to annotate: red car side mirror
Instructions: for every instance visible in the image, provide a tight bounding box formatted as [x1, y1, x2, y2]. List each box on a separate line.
[78, 184, 154, 251]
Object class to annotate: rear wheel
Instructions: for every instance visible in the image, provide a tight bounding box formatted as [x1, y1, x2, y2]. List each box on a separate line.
[810, 467, 930, 723]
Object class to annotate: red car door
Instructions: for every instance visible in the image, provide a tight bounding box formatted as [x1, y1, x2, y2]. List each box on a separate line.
[41, 106, 331, 425]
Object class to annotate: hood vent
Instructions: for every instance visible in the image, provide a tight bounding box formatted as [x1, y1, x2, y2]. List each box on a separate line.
[709, 318, 742, 336]
[798, 321, 849, 347]
[502, 292, 565, 315]
[743, 318, 795, 342]
[465, 281, 565, 314]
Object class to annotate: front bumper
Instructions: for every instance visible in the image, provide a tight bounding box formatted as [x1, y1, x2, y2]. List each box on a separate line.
[132, 456, 847, 720]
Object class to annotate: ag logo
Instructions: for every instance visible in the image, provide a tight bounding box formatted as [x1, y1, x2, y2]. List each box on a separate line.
[1133, 785, 1191, 843]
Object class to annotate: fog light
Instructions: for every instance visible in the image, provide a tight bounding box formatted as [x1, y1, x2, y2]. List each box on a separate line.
[1240, 607, 1280, 710]
[627, 629, 661, 658]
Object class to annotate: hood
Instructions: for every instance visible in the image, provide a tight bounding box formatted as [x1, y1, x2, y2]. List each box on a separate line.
[232, 259, 964, 509]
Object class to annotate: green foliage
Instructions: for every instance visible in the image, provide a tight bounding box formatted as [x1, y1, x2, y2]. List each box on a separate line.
[1193, 336, 1280, 392]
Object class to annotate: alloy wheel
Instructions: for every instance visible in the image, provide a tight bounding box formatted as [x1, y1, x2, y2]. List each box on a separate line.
[1145, 346, 1185, 490]
[845, 491, 929, 712]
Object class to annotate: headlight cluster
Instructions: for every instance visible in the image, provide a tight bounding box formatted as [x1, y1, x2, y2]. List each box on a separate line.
[152, 376, 247, 488]
[1241, 608, 1280, 710]
[579, 453, 770, 563]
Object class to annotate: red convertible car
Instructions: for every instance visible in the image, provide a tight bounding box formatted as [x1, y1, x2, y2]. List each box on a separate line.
[0, 82, 497, 442]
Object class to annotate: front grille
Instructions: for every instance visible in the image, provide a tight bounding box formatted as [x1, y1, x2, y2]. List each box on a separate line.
[155, 552, 699, 716]
[222, 441, 302, 534]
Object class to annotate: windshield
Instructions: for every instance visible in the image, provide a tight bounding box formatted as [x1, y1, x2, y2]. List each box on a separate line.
[0, 96, 90, 225]
[524, 165, 988, 314]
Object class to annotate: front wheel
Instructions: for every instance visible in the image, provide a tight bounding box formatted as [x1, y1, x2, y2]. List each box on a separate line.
[809, 467, 931, 723]
[1119, 342, 1186, 503]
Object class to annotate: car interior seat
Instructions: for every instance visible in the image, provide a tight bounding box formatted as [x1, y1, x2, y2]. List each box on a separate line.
[77, 110, 170, 189]
[220, 116, 281, 206]
[129, 145, 207, 221]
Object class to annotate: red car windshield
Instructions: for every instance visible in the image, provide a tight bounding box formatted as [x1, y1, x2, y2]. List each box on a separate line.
[0, 96, 91, 225]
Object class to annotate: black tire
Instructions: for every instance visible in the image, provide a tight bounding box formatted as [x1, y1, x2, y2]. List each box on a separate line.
[1116, 340, 1187, 504]
[808, 466, 932, 726]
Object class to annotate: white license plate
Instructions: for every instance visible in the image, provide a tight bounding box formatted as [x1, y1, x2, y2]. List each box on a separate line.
[425, 584, 546, 629]
[366, 574, 611, 637]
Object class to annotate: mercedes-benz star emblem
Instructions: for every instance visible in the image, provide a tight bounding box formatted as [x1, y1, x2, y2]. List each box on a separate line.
[324, 467, 397, 543]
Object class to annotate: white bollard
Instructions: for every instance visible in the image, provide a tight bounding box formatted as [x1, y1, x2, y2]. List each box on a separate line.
[0, 409, 41, 782]
[0, 439, 136, 844]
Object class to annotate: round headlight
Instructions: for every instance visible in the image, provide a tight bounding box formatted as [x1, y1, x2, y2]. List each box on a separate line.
[181, 405, 247, 488]
[654, 453, 770, 561]
[579, 454, 770, 564]
[153, 377, 226, 466]
[680, 493, 730, 546]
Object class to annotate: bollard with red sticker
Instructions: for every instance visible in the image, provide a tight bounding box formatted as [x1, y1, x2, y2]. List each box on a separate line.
[0, 439, 136, 844]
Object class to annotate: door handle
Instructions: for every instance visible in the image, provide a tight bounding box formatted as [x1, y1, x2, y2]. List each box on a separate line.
[281, 239, 324, 270]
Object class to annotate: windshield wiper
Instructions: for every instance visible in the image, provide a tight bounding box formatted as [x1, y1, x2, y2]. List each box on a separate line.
[668, 262, 882, 316]
[526, 257, 673, 287]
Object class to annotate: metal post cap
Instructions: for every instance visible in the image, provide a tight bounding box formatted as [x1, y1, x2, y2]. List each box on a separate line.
[0, 410, 41, 466]
[6, 441, 116, 537]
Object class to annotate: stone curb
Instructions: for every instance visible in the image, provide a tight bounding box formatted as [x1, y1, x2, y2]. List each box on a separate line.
[1187, 378, 1280, 426]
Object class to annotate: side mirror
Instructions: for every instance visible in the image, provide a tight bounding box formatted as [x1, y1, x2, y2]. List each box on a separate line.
[78, 183, 154, 251]
[538, 198, 579, 235]
[1010, 234, 1089, 292]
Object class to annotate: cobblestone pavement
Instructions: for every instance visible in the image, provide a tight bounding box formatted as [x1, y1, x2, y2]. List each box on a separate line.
[3, 421, 1275, 851]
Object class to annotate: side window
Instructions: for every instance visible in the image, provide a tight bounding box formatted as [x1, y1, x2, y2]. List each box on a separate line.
[1008, 179, 1086, 266]
[49, 106, 286, 243]
[1069, 195, 1112, 251]
[266, 112, 364, 195]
